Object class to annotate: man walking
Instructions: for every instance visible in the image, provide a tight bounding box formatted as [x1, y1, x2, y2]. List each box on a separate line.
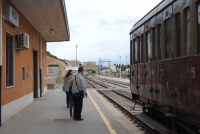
[72, 67, 87, 121]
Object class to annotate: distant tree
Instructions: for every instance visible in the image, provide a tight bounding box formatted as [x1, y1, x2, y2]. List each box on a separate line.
[46, 51, 57, 59]
[46, 51, 51, 56]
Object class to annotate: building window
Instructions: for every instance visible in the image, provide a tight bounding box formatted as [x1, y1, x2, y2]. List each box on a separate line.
[175, 13, 181, 57]
[6, 33, 14, 87]
[164, 19, 172, 59]
[185, 7, 191, 56]
[22, 67, 25, 80]
[140, 34, 144, 63]
[152, 27, 156, 61]
[157, 24, 161, 60]
[197, 5, 200, 54]
[146, 31, 151, 62]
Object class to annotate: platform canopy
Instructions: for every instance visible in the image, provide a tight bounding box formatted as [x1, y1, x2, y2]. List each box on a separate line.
[11, 0, 70, 42]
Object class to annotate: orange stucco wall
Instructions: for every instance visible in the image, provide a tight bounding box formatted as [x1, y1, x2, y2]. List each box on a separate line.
[2, 0, 47, 105]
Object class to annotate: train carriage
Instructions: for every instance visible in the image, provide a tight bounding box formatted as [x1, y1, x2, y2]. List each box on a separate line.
[130, 0, 200, 133]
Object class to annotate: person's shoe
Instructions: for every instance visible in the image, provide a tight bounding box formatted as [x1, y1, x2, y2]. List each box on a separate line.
[76, 118, 84, 121]
[67, 106, 69, 108]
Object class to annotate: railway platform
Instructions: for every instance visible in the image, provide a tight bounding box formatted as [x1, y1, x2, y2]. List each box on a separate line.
[0, 85, 143, 134]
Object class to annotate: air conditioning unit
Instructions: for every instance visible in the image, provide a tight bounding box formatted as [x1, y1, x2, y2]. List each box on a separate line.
[16, 33, 29, 50]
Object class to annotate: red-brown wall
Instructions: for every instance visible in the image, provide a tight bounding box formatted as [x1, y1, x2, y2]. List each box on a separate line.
[2, 0, 47, 105]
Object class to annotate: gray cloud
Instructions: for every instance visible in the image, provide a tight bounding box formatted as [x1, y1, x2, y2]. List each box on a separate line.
[47, 0, 162, 65]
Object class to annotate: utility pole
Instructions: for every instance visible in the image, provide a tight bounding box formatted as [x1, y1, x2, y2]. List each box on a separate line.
[120, 56, 121, 79]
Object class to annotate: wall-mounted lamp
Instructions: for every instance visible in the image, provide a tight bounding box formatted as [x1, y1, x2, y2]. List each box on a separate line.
[50, 29, 54, 34]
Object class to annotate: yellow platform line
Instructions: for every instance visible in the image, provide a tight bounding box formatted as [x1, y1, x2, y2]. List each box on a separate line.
[87, 91, 117, 134]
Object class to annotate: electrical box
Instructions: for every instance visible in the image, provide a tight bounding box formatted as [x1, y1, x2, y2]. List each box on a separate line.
[4, 5, 19, 27]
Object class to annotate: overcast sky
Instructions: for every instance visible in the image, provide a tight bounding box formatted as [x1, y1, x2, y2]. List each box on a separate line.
[47, 0, 162, 66]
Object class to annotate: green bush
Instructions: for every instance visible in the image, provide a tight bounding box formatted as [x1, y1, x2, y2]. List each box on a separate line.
[56, 77, 64, 84]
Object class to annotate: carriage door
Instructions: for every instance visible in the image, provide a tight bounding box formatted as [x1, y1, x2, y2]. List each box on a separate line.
[184, 5, 200, 115]
[191, 4, 200, 115]
[144, 31, 153, 100]
[162, 10, 175, 107]
[132, 37, 139, 95]
[156, 23, 164, 102]
[151, 27, 158, 101]
[173, 7, 195, 114]
[130, 38, 133, 93]
[138, 33, 146, 97]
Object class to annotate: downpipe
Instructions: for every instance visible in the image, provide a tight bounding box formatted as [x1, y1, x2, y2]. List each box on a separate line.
[0, 66, 2, 126]
[40, 69, 42, 97]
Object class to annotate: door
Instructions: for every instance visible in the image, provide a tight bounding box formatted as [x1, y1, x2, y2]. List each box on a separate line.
[162, 59, 175, 107]
[132, 64, 138, 94]
[33, 50, 38, 98]
[187, 56, 200, 115]
[173, 57, 194, 112]
[156, 61, 164, 103]
[145, 62, 152, 99]
[138, 63, 146, 97]
[151, 61, 158, 101]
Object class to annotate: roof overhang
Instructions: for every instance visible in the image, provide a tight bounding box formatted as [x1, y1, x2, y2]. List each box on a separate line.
[11, 0, 70, 42]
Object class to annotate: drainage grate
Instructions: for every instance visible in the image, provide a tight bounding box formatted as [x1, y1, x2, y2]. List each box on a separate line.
[54, 119, 67, 122]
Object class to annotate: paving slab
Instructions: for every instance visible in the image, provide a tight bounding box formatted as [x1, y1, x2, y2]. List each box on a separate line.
[90, 90, 145, 134]
[0, 87, 110, 134]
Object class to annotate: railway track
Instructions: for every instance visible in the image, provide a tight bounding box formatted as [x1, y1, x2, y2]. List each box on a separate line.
[93, 76, 130, 86]
[85, 77, 108, 89]
[98, 90, 175, 134]
[88, 76, 130, 88]
[93, 77, 129, 88]
[86, 77, 176, 133]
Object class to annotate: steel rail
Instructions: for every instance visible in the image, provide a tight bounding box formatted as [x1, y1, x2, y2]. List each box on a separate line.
[98, 90, 173, 134]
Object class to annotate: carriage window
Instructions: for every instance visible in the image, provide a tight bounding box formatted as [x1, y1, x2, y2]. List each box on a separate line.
[198, 5, 200, 54]
[130, 40, 132, 65]
[146, 31, 151, 62]
[152, 28, 156, 61]
[185, 7, 191, 56]
[135, 38, 138, 63]
[176, 13, 181, 57]
[132, 39, 135, 64]
[164, 19, 171, 59]
[141, 34, 144, 63]
[137, 37, 140, 63]
[157, 24, 161, 60]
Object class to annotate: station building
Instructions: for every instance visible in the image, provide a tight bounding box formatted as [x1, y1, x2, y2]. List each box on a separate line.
[83, 61, 97, 72]
[47, 56, 68, 77]
[0, 0, 70, 124]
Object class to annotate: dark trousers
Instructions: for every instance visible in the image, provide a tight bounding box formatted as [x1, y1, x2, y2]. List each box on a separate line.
[73, 95, 83, 119]
[66, 92, 70, 107]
